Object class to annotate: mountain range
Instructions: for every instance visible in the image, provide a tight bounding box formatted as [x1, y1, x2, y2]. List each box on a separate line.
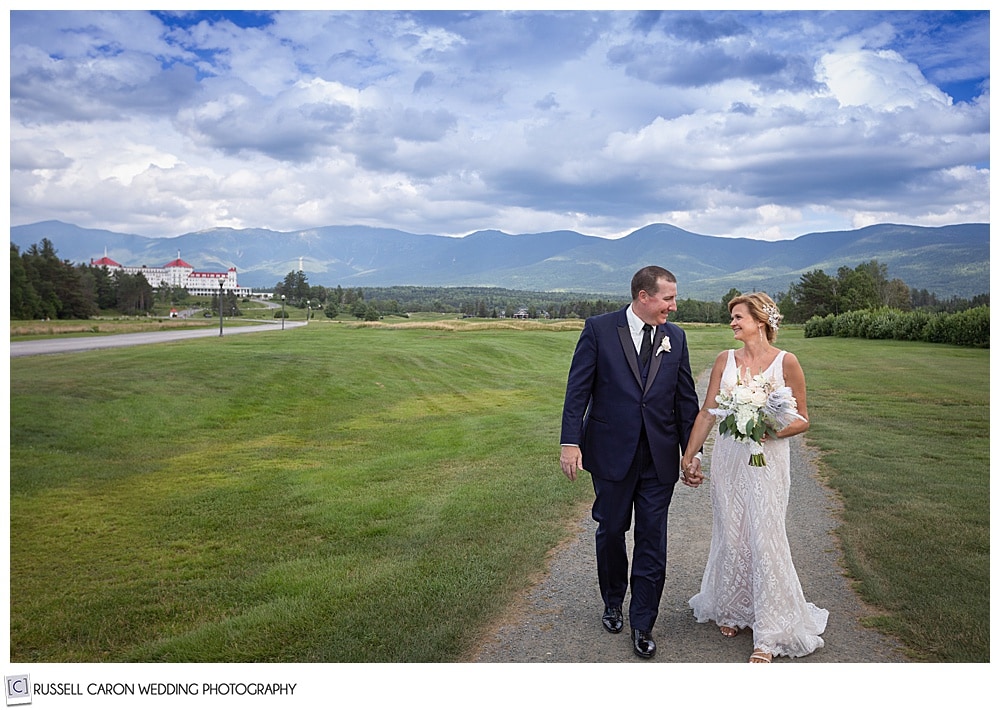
[10, 220, 989, 301]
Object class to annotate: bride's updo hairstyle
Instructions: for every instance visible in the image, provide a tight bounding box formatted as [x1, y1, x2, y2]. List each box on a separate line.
[728, 292, 783, 343]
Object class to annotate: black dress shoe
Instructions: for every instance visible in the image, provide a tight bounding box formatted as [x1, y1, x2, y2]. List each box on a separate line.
[601, 605, 623, 634]
[631, 628, 656, 659]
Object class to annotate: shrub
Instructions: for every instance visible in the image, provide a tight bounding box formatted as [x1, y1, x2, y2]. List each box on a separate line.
[803, 306, 989, 348]
[861, 308, 898, 339]
[945, 306, 990, 347]
[832, 310, 864, 338]
[893, 310, 932, 341]
[804, 314, 835, 338]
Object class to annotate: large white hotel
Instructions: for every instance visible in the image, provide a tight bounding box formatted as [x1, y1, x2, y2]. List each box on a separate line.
[90, 252, 251, 297]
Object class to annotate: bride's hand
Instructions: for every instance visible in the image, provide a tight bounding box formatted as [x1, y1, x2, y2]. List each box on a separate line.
[681, 459, 703, 487]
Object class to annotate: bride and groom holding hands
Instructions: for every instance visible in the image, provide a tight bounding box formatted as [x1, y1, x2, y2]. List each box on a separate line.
[559, 265, 827, 663]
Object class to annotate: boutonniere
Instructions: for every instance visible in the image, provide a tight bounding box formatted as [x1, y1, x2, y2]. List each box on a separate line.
[655, 335, 671, 356]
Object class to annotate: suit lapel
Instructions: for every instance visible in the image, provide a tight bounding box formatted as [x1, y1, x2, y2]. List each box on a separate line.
[644, 325, 664, 394]
[617, 322, 643, 387]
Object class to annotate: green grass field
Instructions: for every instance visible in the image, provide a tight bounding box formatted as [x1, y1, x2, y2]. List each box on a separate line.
[8, 320, 989, 662]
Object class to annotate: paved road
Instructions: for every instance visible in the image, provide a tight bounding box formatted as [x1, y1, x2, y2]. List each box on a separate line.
[10, 319, 307, 357]
[472, 367, 911, 664]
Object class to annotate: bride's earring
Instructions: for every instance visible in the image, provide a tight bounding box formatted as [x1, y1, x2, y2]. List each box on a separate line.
[759, 327, 765, 344]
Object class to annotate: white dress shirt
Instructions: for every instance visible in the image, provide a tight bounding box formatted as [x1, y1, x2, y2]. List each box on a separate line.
[626, 305, 654, 355]
[625, 305, 700, 462]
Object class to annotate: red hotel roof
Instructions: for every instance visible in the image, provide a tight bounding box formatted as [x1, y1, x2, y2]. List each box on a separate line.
[91, 256, 122, 267]
[163, 258, 194, 269]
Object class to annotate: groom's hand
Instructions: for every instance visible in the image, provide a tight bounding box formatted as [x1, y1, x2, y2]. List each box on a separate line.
[681, 458, 704, 487]
[560, 445, 583, 482]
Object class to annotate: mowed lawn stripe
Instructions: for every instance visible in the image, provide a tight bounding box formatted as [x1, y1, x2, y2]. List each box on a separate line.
[9, 322, 989, 662]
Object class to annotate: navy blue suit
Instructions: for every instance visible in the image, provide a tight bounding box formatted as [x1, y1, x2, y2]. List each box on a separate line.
[560, 307, 700, 633]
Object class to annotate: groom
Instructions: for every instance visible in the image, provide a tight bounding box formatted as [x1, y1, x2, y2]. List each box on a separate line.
[559, 265, 702, 659]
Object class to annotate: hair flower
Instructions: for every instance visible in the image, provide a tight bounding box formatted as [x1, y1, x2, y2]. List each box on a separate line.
[763, 303, 782, 331]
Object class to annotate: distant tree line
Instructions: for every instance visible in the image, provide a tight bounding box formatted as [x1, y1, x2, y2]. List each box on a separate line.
[361, 285, 629, 320]
[272, 272, 374, 320]
[272, 277, 632, 322]
[13, 243, 988, 325]
[775, 259, 987, 322]
[344, 262, 987, 323]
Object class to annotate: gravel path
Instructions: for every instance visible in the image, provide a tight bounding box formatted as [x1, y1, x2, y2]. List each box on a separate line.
[472, 368, 910, 664]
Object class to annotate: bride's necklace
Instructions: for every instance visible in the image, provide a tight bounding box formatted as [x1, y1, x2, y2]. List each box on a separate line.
[739, 346, 773, 376]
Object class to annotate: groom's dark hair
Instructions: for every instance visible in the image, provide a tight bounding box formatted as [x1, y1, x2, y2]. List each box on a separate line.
[631, 266, 677, 300]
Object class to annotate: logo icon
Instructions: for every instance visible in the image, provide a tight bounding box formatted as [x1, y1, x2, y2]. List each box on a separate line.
[5, 675, 31, 706]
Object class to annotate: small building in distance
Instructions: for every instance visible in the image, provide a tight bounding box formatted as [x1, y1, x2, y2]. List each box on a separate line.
[90, 252, 251, 297]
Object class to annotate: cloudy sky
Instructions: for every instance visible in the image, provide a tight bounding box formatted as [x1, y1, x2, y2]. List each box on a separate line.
[8, 6, 990, 241]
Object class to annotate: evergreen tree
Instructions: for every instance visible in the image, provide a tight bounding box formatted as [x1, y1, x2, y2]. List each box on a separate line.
[790, 269, 839, 320]
[837, 262, 882, 311]
[9, 245, 42, 319]
[363, 304, 381, 321]
[114, 271, 154, 315]
[277, 270, 310, 304]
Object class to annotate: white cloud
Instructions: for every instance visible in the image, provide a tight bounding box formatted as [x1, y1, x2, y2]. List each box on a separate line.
[817, 48, 952, 110]
[8, 9, 990, 241]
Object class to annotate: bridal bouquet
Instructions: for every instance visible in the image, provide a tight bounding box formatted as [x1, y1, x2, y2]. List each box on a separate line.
[709, 373, 805, 466]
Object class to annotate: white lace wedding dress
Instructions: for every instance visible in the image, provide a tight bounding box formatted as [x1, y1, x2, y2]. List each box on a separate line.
[689, 349, 828, 658]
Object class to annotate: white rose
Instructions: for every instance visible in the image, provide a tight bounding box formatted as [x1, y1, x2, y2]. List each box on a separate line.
[735, 405, 754, 435]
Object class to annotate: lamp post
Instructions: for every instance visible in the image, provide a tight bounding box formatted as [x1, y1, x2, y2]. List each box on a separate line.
[218, 278, 225, 336]
[306, 299, 311, 323]
[281, 294, 286, 330]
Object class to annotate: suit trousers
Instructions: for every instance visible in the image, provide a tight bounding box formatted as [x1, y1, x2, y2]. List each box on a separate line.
[591, 428, 675, 633]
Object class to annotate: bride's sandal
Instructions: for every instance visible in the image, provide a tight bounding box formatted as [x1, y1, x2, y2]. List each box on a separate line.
[749, 650, 772, 663]
[720, 626, 739, 637]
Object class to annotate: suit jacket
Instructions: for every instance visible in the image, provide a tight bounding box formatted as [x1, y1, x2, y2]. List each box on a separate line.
[560, 307, 700, 484]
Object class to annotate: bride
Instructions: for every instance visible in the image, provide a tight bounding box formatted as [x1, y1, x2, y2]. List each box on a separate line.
[681, 292, 828, 663]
